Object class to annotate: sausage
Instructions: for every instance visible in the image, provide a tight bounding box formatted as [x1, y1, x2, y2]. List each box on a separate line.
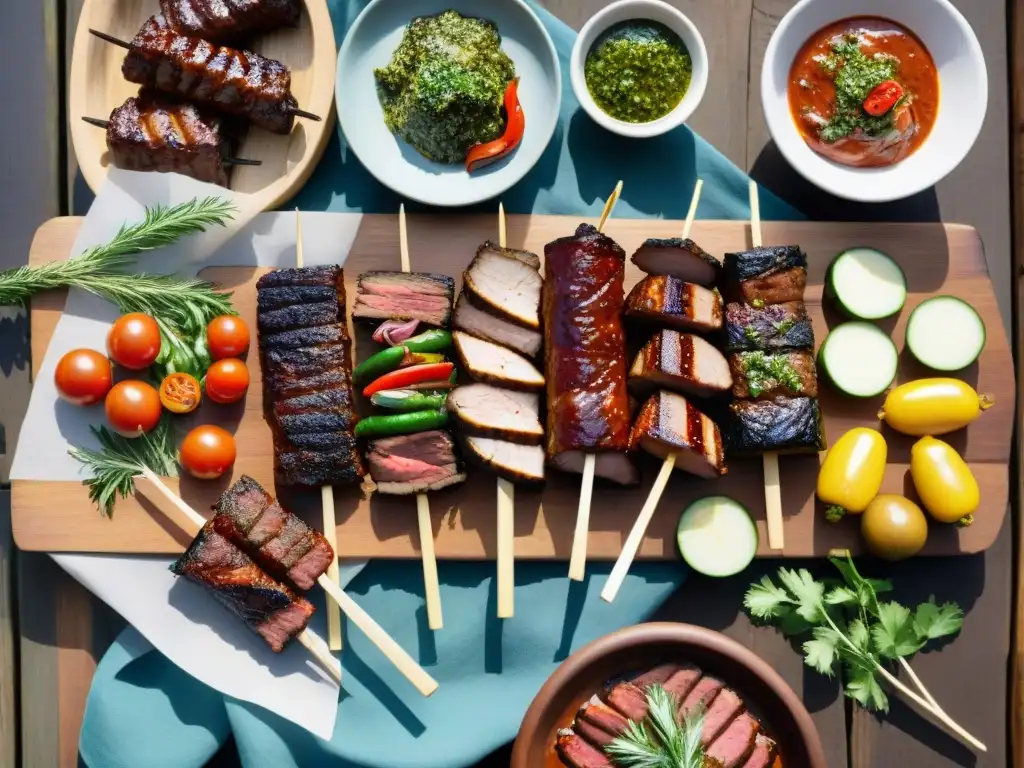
[160, 0, 301, 44]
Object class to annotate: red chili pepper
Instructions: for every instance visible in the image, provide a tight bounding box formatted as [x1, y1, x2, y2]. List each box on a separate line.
[466, 79, 525, 173]
[363, 362, 455, 397]
[863, 80, 904, 117]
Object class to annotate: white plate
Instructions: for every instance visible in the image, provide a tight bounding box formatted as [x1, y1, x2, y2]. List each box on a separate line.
[336, 0, 562, 207]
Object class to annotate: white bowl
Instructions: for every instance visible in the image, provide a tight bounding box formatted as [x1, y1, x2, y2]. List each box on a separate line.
[570, 0, 708, 138]
[761, 0, 987, 203]
[336, 0, 561, 207]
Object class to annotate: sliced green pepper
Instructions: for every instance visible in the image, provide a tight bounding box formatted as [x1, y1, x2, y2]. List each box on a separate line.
[354, 409, 449, 438]
[353, 345, 407, 383]
[403, 329, 452, 354]
[370, 389, 447, 412]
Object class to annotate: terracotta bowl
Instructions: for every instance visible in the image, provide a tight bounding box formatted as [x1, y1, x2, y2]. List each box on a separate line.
[512, 622, 828, 768]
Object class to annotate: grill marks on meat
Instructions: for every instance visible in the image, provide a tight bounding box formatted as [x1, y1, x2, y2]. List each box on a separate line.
[453, 331, 544, 391]
[729, 350, 818, 400]
[453, 294, 542, 358]
[628, 330, 733, 398]
[726, 397, 826, 455]
[170, 520, 314, 652]
[625, 275, 724, 334]
[463, 242, 542, 329]
[447, 384, 543, 445]
[725, 301, 814, 352]
[724, 246, 808, 306]
[629, 392, 726, 479]
[706, 712, 760, 767]
[544, 224, 632, 481]
[556, 729, 614, 768]
[630, 237, 722, 287]
[160, 0, 301, 44]
[256, 265, 365, 487]
[122, 15, 298, 134]
[352, 271, 455, 327]
[365, 430, 465, 495]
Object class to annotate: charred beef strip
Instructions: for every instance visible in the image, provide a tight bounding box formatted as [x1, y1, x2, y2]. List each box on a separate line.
[706, 712, 760, 767]
[257, 284, 338, 311]
[463, 242, 543, 329]
[366, 430, 467, 495]
[625, 275, 724, 334]
[725, 301, 814, 353]
[630, 237, 722, 287]
[160, 0, 301, 44]
[170, 519, 315, 652]
[121, 15, 299, 134]
[729, 349, 819, 400]
[260, 323, 346, 351]
[629, 391, 726, 479]
[725, 397, 826, 456]
[556, 729, 614, 768]
[352, 271, 455, 328]
[629, 329, 733, 399]
[723, 245, 807, 306]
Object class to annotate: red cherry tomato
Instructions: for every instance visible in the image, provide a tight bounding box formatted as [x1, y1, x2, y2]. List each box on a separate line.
[54, 348, 112, 406]
[105, 380, 162, 437]
[207, 315, 250, 360]
[863, 80, 904, 117]
[205, 358, 249, 404]
[179, 425, 237, 479]
[159, 373, 202, 414]
[107, 313, 162, 370]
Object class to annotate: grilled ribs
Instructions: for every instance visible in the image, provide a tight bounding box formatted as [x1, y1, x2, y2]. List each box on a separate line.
[160, 0, 301, 44]
[122, 15, 298, 134]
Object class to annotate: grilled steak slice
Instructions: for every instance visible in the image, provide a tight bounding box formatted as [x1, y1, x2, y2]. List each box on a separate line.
[275, 449, 365, 487]
[261, 323, 346, 351]
[725, 301, 814, 352]
[681, 676, 724, 715]
[366, 430, 461, 488]
[265, 370, 349, 399]
[726, 397, 826, 455]
[630, 237, 722, 287]
[740, 734, 779, 768]
[631, 663, 681, 687]
[264, 345, 348, 379]
[270, 387, 351, 418]
[625, 275, 724, 333]
[244, 502, 287, 547]
[210, 474, 272, 533]
[453, 293, 542, 358]
[707, 712, 759, 767]
[281, 431, 359, 452]
[447, 384, 543, 444]
[662, 665, 703, 702]
[629, 391, 726, 479]
[160, 0, 301, 44]
[701, 687, 744, 745]
[574, 717, 616, 750]
[629, 330, 732, 398]
[453, 331, 544, 391]
[257, 266, 339, 289]
[257, 284, 337, 311]
[375, 473, 468, 496]
[463, 241, 542, 329]
[463, 436, 545, 485]
[122, 15, 298, 134]
[550, 451, 640, 486]
[578, 696, 630, 737]
[724, 246, 807, 305]
[274, 410, 354, 436]
[352, 271, 455, 327]
[257, 301, 342, 333]
[259, 516, 311, 568]
[604, 682, 649, 721]
[556, 729, 613, 768]
[170, 520, 314, 651]
[730, 350, 818, 400]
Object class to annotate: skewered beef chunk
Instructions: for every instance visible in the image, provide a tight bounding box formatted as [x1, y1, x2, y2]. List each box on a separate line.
[725, 301, 814, 352]
[740, 734, 779, 768]
[271, 387, 351, 417]
[282, 431, 359, 452]
[122, 15, 298, 134]
[257, 301, 343, 333]
[706, 712, 759, 767]
[352, 271, 455, 327]
[211, 474, 272, 532]
[556, 729, 614, 768]
[276, 449, 365, 487]
[701, 687, 744, 745]
[260, 323, 346, 351]
[264, 345, 348, 379]
[453, 331, 544, 391]
[274, 410, 354, 436]
[629, 391, 726, 479]
[264, 369, 350, 399]
[544, 224, 632, 481]
[625, 275, 724, 334]
[160, 0, 301, 44]
[463, 242, 542, 329]
[630, 237, 722, 287]
[629, 329, 732, 398]
[258, 265, 338, 288]
[447, 384, 543, 445]
[453, 294, 542, 358]
[366, 430, 467, 496]
[257, 284, 337, 311]
[724, 246, 807, 305]
[725, 397, 826, 455]
[462, 436, 545, 485]
[729, 350, 818, 400]
[170, 520, 314, 651]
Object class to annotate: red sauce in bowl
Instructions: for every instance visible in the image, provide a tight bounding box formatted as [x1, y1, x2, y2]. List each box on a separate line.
[787, 17, 939, 168]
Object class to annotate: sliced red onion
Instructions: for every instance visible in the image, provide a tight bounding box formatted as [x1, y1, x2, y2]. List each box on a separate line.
[373, 319, 420, 346]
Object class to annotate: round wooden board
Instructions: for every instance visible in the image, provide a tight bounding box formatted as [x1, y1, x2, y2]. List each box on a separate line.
[68, 0, 337, 210]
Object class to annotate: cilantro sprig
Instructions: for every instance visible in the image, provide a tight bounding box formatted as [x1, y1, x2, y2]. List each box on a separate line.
[744, 555, 984, 751]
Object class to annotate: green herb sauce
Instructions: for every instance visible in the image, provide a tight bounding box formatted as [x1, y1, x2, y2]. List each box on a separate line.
[744, 325, 761, 344]
[374, 10, 516, 164]
[740, 351, 802, 398]
[584, 21, 692, 124]
[817, 36, 901, 143]
[772, 318, 796, 336]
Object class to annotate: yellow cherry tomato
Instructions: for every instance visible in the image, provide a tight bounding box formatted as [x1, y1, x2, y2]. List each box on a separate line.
[817, 428, 887, 521]
[878, 378, 993, 436]
[910, 436, 979, 525]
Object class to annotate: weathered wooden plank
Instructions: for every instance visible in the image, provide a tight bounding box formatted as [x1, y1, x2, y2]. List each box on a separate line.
[0, 493, 17, 767]
[18, 552, 60, 768]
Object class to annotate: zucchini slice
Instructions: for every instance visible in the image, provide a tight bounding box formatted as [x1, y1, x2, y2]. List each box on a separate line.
[677, 496, 757, 577]
[827, 247, 907, 320]
[905, 296, 986, 371]
[819, 322, 898, 398]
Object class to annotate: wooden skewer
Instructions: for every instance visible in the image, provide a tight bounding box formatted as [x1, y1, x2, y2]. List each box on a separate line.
[601, 179, 703, 603]
[399, 204, 444, 631]
[568, 180, 623, 582]
[81, 117, 263, 166]
[137, 468, 440, 696]
[495, 202, 515, 619]
[294, 210, 343, 652]
[748, 180, 784, 550]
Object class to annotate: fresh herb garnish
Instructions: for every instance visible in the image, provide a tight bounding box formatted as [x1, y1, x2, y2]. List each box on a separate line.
[604, 684, 706, 768]
[740, 351, 802, 397]
[816, 35, 902, 143]
[772, 317, 796, 336]
[743, 325, 760, 344]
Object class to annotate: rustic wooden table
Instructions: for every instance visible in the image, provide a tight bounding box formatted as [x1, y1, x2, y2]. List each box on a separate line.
[0, 1, 1017, 766]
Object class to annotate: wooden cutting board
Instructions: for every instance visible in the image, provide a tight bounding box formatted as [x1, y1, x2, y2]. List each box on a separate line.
[11, 215, 1014, 559]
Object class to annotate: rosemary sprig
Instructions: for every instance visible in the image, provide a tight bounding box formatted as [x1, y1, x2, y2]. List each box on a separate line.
[69, 418, 178, 517]
[604, 685, 706, 768]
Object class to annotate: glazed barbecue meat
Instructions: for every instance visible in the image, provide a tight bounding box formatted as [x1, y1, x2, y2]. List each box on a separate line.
[352, 271, 455, 327]
[121, 15, 299, 134]
[365, 430, 466, 495]
[170, 520, 315, 652]
[725, 300, 814, 352]
[628, 391, 726, 479]
[625, 275, 724, 334]
[543, 224, 634, 484]
[628, 329, 732, 398]
[462, 242, 543, 329]
[729, 349, 819, 400]
[723, 245, 807, 306]
[256, 265, 365, 487]
[725, 397, 826, 456]
[630, 237, 722, 287]
[160, 0, 301, 43]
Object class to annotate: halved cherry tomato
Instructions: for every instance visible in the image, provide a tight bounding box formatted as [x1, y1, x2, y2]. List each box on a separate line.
[466, 79, 525, 172]
[54, 348, 112, 406]
[179, 424, 236, 479]
[107, 313, 162, 370]
[863, 80, 904, 117]
[207, 315, 250, 360]
[205, 358, 249, 404]
[159, 373, 202, 414]
[105, 380, 162, 437]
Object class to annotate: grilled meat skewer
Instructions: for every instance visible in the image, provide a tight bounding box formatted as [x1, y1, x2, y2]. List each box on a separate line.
[453, 293, 542, 358]
[352, 271, 456, 327]
[452, 331, 544, 391]
[462, 242, 543, 329]
[625, 274, 724, 334]
[365, 430, 466, 495]
[159, 0, 301, 44]
[628, 329, 732, 398]
[723, 245, 807, 305]
[726, 397, 825, 456]
[447, 383, 543, 445]
[628, 390, 727, 479]
[725, 300, 814, 352]
[630, 237, 722, 287]
[462, 436, 545, 485]
[729, 349, 818, 400]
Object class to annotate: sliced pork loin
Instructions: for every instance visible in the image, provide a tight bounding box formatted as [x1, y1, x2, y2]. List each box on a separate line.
[352, 271, 455, 327]
[625, 275, 723, 334]
[463, 241, 542, 329]
[453, 293, 542, 358]
[366, 430, 466, 496]
[706, 712, 760, 767]
[556, 729, 613, 768]
[447, 384, 543, 445]
[463, 436, 544, 485]
[630, 237, 722, 287]
[453, 331, 544, 391]
[629, 329, 732, 398]
[629, 391, 727, 479]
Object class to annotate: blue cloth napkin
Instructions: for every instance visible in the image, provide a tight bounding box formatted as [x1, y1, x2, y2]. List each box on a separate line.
[79, 3, 801, 767]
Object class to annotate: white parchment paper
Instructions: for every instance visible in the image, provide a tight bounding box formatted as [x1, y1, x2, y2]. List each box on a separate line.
[11, 170, 371, 740]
